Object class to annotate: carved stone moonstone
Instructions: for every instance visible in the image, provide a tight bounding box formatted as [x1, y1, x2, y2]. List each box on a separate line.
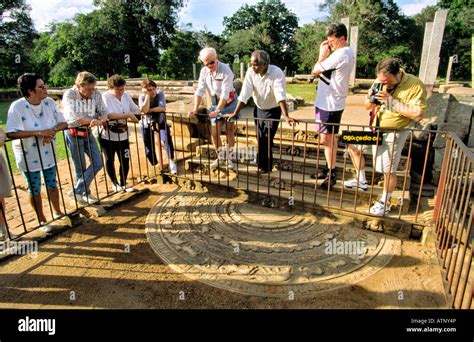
[146, 188, 400, 297]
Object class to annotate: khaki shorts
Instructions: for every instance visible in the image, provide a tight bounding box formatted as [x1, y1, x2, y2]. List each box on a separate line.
[372, 130, 410, 174]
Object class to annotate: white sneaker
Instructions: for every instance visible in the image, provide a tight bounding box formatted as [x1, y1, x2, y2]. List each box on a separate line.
[40, 225, 53, 233]
[343, 178, 368, 191]
[124, 186, 137, 193]
[68, 190, 86, 205]
[169, 160, 177, 175]
[82, 193, 98, 203]
[227, 160, 235, 170]
[369, 200, 390, 216]
[210, 159, 220, 170]
[113, 183, 124, 192]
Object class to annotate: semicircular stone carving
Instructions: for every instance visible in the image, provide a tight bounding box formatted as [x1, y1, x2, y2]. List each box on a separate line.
[146, 188, 400, 297]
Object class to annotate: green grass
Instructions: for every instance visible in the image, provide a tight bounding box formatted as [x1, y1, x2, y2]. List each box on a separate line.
[1, 100, 68, 174]
[286, 83, 317, 103]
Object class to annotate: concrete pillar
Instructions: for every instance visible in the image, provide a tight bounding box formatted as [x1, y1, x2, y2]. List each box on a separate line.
[240, 62, 244, 79]
[192, 63, 197, 81]
[341, 17, 350, 42]
[423, 9, 449, 87]
[349, 26, 358, 88]
[419, 22, 433, 82]
[446, 56, 454, 84]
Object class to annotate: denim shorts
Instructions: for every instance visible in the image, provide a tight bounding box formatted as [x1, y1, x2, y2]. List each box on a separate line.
[210, 96, 240, 125]
[23, 166, 57, 196]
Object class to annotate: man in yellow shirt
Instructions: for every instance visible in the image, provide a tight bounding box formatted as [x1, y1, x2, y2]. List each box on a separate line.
[343, 58, 427, 216]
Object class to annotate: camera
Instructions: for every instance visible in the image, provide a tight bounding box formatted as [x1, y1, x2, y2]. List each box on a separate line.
[369, 83, 383, 105]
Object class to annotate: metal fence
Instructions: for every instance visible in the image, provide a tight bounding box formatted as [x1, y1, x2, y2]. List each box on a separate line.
[433, 133, 473, 309]
[1, 120, 170, 241]
[167, 114, 439, 227]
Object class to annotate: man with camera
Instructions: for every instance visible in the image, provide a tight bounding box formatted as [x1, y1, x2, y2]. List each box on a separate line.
[311, 23, 355, 190]
[343, 58, 426, 216]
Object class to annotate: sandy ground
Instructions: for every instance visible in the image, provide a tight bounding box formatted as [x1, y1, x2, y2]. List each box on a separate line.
[0, 182, 447, 309]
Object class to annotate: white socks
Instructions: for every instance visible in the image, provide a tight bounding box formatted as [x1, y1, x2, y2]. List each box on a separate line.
[357, 169, 367, 184]
[380, 191, 392, 204]
[226, 146, 234, 161]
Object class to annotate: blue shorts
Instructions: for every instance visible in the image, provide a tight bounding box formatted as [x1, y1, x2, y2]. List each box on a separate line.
[210, 96, 240, 125]
[23, 167, 57, 196]
[315, 107, 344, 134]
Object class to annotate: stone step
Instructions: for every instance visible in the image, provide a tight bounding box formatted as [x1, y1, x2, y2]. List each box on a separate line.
[184, 159, 411, 214]
[195, 142, 410, 171]
[194, 145, 410, 189]
[174, 138, 204, 153]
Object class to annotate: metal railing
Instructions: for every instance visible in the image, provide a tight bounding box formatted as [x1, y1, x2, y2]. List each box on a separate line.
[166, 113, 439, 226]
[0, 119, 171, 241]
[433, 133, 473, 309]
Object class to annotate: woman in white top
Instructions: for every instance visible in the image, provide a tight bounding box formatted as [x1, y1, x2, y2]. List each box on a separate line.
[100, 75, 140, 192]
[6, 73, 68, 233]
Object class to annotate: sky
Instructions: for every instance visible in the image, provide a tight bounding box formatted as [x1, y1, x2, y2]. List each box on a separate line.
[25, 0, 439, 33]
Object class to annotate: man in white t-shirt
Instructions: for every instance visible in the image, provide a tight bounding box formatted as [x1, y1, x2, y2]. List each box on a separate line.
[311, 23, 355, 190]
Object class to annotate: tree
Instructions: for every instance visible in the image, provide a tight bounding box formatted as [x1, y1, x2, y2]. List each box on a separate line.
[160, 29, 201, 80]
[196, 30, 227, 57]
[31, 0, 184, 86]
[221, 29, 260, 63]
[222, 0, 298, 70]
[294, 22, 327, 73]
[437, 0, 473, 80]
[0, 0, 37, 86]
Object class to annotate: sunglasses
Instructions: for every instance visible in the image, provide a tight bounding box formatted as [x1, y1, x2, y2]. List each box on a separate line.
[204, 60, 216, 67]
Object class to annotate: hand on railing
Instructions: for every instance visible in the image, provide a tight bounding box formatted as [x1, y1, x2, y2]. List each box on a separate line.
[209, 110, 221, 119]
[188, 110, 197, 119]
[89, 118, 103, 128]
[222, 113, 237, 120]
[284, 115, 299, 126]
[127, 112, 140, 124]
[39, 129, 57, 145]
